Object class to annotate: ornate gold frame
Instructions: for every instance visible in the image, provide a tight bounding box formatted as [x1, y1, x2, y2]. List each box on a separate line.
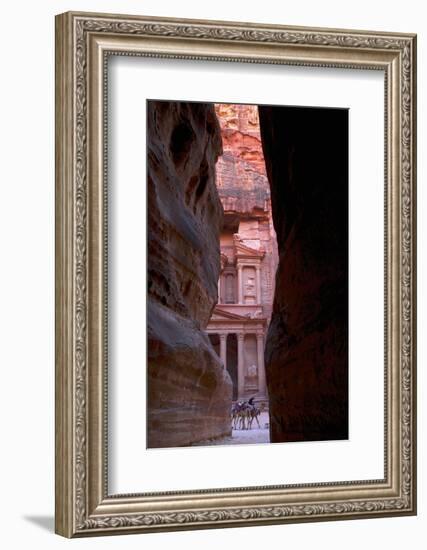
[55, 11, 417, 537]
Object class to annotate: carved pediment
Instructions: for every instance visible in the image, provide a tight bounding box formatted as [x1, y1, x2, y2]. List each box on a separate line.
[209, 306, 266, 323]
[210, 307, 247, 321]
[233, 234, 265, 258]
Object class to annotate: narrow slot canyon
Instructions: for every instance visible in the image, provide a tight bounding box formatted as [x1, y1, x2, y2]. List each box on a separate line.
[147, 100, 348, 448]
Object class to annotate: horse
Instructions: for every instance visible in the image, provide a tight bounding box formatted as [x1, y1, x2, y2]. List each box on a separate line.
[231, 401, 247, 429]
[248, 404, 261, 429]
[231, 398, 261, 430]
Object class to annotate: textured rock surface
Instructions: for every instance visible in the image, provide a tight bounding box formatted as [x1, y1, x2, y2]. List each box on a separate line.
[147, 101, 232, 448]
[214, 104, 279, 322]
[215, 104, 271, 216]
[259, 106, 349, 442]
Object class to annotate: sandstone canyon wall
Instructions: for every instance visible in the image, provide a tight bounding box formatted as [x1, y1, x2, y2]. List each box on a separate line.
[214, 104, 278, 322]
[259, 106, 349, 442]
[147, 101, 233, 448]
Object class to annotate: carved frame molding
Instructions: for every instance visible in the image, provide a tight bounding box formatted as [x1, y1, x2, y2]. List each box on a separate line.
[55, 11, 416, 537]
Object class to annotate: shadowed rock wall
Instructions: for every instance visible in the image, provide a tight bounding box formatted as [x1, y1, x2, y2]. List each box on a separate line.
[258, 106, 349, 442]
[147, 101, 233, 448]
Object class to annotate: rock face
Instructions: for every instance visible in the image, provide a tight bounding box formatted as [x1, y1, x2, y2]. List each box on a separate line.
[215, 104, 271, 217]
[205, 105, 277, 405]
[214, 104, 279, 323]
[258, 106, 349, 442]
[147, 101, 233, 448]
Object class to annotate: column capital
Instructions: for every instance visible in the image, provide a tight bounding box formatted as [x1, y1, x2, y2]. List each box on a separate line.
[237, 333, 245, 341]
[256, 333, 264, 340]
[219, 333, 227, 340]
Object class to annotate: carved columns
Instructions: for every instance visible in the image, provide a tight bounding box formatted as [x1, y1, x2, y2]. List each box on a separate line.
[219, 333, 227, 369]
[257, 333, 267, 398]
[255, 265, 262, 305]
[237, 265, 243, 304]
[237, 333, 245, 399]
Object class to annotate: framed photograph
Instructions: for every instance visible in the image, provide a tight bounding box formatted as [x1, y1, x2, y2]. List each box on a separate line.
[55, 11, 417, 537]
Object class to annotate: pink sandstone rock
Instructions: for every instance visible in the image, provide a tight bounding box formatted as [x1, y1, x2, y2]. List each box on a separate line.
[204, 104, 278, 407]
[214, 103, 278, 324]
